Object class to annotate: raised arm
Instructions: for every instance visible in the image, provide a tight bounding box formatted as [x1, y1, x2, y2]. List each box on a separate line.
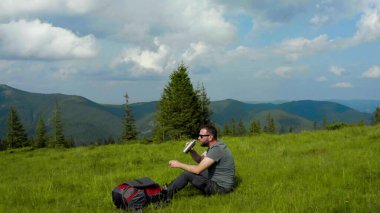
[188, 149, 204, 163]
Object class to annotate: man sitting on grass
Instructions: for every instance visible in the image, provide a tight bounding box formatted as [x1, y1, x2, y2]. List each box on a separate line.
[163, 125, 235, 201]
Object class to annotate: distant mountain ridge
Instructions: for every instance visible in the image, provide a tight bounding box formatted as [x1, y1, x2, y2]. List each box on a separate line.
[330, 99, 380, 113]
[0, 84, 123, 145]
[0, 84, 373, 145]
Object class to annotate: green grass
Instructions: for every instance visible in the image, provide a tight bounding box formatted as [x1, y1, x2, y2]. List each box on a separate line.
[1, 125, 379, 212]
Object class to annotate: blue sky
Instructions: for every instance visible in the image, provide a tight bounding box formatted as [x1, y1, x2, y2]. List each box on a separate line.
[0, 0, 379, 104]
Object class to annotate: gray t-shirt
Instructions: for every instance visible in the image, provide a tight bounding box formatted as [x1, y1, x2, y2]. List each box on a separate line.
[206, 142, 235, 190]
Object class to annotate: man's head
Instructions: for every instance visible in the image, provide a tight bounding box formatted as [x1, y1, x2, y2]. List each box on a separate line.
[198, 125, 217, 147]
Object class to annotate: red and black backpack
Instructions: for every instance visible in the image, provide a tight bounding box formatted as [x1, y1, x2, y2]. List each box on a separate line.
[112, 177, 163, 211]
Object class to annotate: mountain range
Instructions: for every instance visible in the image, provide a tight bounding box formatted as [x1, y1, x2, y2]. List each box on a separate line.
[0, 84, 374, 145]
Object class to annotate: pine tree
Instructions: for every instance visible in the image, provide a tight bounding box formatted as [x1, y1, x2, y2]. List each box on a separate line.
[265, 113, 276, 134]
[5, 107, 28, 149]
[323, 117, 328, 129]
[250, 119, 261, 135]
[34, 117, 47, 148]
[373, 107, 380, 125]
[52, 101, 66, 148]
[121, 92, 138, 141]
[256, 120, 262, 135]
[196, 83, 213, 126]
[222, 123, 230, 136]
[230, 117, 237, 136]
[0, 139, 5, 151]
[237, 118, 246, 136]
[269, 115, 276, 134]
[313, 121, 318, 130]
[153, 63, 204, 142]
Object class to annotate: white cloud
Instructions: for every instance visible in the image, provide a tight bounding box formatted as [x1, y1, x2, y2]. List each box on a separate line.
[362, 65, 380, 78]
[102, 1, 236, 48]
[353, 7, 380, 43]
[181, 42, 209, 62]
[116, 38, 170, 73]
[274, 65, 306, 78]
[0, 19, 97, 59]
[330, 66, 345, 76]
[317, 76, 328, 82]
[331, 82, 353, 88]
[0, 0, 103, 19]
[225, 46, 263, 61]
[275, 66, 293, 77]
[310, 15, 329, 25]
[275, 34, 331, 60]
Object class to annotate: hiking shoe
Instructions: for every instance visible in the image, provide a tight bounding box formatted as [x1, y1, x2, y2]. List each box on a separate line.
[160, 184, 170, 205]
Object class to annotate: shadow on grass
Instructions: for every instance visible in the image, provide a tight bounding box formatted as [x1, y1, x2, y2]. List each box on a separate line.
[234, 174, 242, 190]
[174, 174, 242, 199]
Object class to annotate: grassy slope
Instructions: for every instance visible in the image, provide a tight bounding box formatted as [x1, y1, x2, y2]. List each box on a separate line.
[0, 125, 379, 212]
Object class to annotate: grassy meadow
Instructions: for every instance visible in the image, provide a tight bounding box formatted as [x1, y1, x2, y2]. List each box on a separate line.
[1, 125, 379, 212]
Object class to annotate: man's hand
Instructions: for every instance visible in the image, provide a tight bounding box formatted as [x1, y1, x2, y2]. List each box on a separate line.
[169, 160, 181, 168]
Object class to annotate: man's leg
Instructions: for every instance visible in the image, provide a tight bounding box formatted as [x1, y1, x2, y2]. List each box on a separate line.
[166, 170, 209, 199]
[203, 180, 231, 195]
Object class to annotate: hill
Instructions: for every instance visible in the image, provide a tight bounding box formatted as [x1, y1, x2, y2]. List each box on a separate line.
[1, 125, 379, 212]
[210, 99, 371, 130]
[331, 99, 380, 113]
[0, 84, 373, 144]
[0, 84, 123, 145]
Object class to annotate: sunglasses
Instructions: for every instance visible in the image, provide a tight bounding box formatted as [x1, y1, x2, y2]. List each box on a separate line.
[198, 134, 210, 138]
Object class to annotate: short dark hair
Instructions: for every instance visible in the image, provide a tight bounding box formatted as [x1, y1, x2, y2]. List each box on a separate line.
[201, 125, 217, 139]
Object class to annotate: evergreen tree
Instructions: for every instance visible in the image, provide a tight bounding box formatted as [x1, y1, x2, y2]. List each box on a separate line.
[153, 63, 203, 142]
[222, 123, 230, 136]
[250, 119, 261, 135]
[357, 120, 365, 126]
[0, 139, 5, 151]
[265, 113, 276, 134]
[373, 107, 380, 125]
[313, 121, 318, 130]
[121, 92, 138, 141]
[196, 82, 213, 126]
[230, 117, 237, 136]
[237, 118, 246, 136]
[34, 117, 47, 148]
[323, 117, 328, 129]
[66, 137, 76, 148]
[51, 101, 66, 148]
[5, 107, 28, 149]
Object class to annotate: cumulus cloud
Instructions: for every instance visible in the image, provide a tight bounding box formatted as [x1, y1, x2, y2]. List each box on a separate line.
[114, 38, 171, 74]
[310, 15, 330, 25]
[225, 46, 263, 61]
[0, 0, 103, 19]
[274, 65, 305, 78]
[0, 19, 97, 59]
[353, 7, 380, 43]
[362, 65, 380, 78]
[317, 76, 328, 82]
[102, 1, 236, 48]
[330, 66, 345, 76]
[182, 42, 209, 62]
[275, 34, 331, 60]
[331, 82, 353, 88]
[275, 66, 293, 77]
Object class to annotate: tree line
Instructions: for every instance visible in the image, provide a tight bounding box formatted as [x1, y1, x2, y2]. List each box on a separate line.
[218, 112, 379, 137]
[0, 102, 74, 150]
[2, 63, 380, 150]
